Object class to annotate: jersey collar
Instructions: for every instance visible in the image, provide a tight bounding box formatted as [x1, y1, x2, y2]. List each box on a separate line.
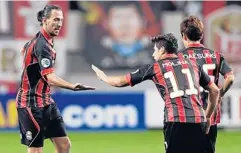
[160, 54, 178, 60]
[40, 28, 54, 46]
[188, 43, 205, 48]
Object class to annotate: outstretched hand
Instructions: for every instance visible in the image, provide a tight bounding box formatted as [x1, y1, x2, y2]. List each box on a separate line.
[92, 64, 107, 81]
[73, 83, 95, 91]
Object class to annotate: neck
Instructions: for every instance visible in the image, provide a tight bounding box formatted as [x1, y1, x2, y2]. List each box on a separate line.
[160, 53, 177, 60]
[43, 26, 53, 38]
[41, 27, 54, 45]
[185, 40, 201, 48]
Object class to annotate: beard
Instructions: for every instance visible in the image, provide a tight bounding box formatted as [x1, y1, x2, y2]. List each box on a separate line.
[50, 31, 58, 37]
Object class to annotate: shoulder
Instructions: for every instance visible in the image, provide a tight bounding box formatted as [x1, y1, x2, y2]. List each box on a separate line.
[177, 48, 187, 54]
[202, 47, 218, 54]
[35, 32, 49, 49]
[178, 48, 186, 53]
[203, 48, 223, 60]
[139, 62, 155, 70]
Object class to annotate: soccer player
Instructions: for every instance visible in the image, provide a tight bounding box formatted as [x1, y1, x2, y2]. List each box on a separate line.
[16, 5, 95, 153]
[92, 33, 219, 153]
[178, 16, 235, 153]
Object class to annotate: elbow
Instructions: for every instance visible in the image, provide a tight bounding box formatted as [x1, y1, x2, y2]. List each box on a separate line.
[211, 88, 219, 99]
[226, 74, 235, 83]
[210, 84, 220, 97]
[213, 86, 220, 96]
[45, 73, 56, 85]
[215, 88, 220, 97]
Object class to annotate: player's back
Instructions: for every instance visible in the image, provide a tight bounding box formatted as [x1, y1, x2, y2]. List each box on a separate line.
[154, 57, 206, 123]
[178, 44, 221, 85]
[178, 44, 233, 125]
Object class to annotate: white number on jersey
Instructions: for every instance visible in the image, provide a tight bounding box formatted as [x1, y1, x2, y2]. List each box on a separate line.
[164, 69, 198, 99]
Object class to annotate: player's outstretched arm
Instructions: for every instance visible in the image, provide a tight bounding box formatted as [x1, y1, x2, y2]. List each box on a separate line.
[92, 65, 129, 87]
[46, 72, 95, 91]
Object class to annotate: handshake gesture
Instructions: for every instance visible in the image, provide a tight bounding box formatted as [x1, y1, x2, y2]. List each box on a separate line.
[72, 83, 95, 91]
[71, 65, 106, 91]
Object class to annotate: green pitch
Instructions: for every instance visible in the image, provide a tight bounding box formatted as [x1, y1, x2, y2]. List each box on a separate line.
[0, 130, 240, 153]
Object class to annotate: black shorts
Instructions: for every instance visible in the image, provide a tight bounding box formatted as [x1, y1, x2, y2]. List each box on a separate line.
[205, 124, 218, 153]
[163, 122, 206, 153]
[17, 103, 67, 147]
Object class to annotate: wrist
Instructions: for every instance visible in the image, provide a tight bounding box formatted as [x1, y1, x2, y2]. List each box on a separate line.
[206, 117, 211, 122]
[70, 84, 76, 90]
[101, 76, 108, 82]
[206, 113, 211, 119]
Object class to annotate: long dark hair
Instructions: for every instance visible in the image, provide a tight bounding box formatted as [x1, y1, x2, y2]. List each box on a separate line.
[37, 5, 62, 26]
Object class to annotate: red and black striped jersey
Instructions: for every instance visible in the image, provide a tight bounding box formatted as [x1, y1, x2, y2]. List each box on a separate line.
[178, 43, 233, 125]
[16, 28, 56, 108]
[126, 54, 212, 123]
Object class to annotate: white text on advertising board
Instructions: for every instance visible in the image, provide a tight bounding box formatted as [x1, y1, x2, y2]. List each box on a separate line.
[62, 104, 138, 128]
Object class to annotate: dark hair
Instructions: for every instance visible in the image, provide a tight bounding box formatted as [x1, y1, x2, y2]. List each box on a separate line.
[180, 16, 204, 41]
[37, 5, 62, 26]
[151, 33, 178, 54]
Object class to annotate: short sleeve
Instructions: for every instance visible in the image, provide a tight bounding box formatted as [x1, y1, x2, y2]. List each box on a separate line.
[126, 64, 154, 87]
[21, 41, 31, 56]
[219, 54, 233, 78]
[35, 43, 54, 76]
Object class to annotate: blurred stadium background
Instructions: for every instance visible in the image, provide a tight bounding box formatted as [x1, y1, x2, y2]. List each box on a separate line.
[0, 1, 240, 153]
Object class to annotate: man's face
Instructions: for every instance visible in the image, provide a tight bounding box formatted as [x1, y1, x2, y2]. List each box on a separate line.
[108, 5, 143, 45]
[152, 44, 164, 61]
[44, 10, 63, 37]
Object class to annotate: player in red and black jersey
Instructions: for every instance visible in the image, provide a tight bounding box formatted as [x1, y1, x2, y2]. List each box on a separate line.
[92, 33, 219, 153]
[16, 5, 94, 153]
[178, 16, 235, 153]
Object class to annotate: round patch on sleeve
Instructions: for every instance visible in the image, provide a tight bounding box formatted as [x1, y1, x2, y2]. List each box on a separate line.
[41, 58, 51, 68]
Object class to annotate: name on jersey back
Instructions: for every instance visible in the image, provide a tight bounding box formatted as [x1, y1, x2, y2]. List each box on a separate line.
[162, 60, 188, 68]
[183, 53, 216, 59]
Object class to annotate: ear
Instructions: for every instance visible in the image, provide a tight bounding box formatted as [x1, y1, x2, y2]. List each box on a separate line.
[42, 17, 47, 25]
[182, 34, 188, 41]
[200, 33, 204, 40]
[159, 46, 165, 54]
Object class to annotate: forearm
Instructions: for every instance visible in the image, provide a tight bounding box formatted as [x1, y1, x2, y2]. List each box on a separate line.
[102, 76, 129, 87]
[206, 94, 217, 118]
[47, 74, 75, 90]
[220, 75, 234, 97]
[206, 84, 219, 118]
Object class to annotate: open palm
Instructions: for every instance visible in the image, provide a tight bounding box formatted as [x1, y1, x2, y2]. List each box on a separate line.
[92, 64, 107, 80]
